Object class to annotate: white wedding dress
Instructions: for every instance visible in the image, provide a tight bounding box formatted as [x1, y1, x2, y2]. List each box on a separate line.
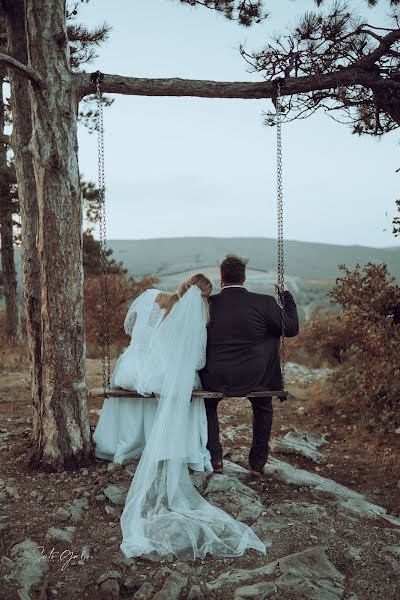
[119, 286, 266, 560]
[93, 288, 211, 471]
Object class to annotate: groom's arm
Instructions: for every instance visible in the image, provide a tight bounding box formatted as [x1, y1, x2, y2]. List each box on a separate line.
[264, 292, 299, 338]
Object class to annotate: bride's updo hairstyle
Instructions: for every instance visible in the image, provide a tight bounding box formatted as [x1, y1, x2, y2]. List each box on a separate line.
[164, 274, 212, 321]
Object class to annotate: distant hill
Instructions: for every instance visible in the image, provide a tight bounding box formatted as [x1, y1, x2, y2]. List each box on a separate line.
[3, 237, 399, 319]
[107, 237, 400, 281]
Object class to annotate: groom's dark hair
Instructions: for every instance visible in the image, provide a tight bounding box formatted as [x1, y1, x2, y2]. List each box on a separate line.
[220, 255, 246, 284]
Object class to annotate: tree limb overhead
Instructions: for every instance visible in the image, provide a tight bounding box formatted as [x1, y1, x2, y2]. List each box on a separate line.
[0, 52, 42, 86]
[77, 67, 380, 101]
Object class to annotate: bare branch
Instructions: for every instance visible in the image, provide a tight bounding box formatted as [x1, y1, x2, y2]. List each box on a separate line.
[77, 67, 379, 101]
[356, 28, 400, 66]
[0, 52, 42, 86]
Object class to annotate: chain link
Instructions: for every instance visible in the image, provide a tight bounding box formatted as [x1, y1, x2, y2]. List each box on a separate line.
[96, 76, 111, 397]
[276, 80, 286, 388]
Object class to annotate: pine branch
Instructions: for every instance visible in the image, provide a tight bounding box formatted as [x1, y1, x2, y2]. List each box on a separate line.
[178, 0, 266, 26]
[0, 52, 42, 86]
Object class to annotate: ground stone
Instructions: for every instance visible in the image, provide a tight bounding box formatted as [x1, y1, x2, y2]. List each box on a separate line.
[204, 474, 264, 522]
[187, 584, 202, 599]
[7, 538, 49, 600]
[51, 508, 71, 522]
[96, 569, 122, 585]
[155, 566, 173, 581]
[208, 546, 344, 599]
[270, 429, 327, 463]
[264, 457, 400, 524]
[153, 572, 188, 600]
[6, 486, 20, 499]
[45, 527, 74, 544]
[134, 581, 156, 599]
[100, 578, 120, 598]
[69, 497, 89, 523]
[103, 483, 129, 506]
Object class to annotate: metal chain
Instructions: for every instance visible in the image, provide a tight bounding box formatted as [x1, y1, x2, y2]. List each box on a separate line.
[276, 80, 286, 388]
[96, 75, 111, 397]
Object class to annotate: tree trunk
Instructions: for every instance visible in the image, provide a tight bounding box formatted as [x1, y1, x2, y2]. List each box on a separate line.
[0, 74, 20, 343]
[5, 0, 44, 452]
[0, 185, 20, 344]
[6, 0, 92, 470]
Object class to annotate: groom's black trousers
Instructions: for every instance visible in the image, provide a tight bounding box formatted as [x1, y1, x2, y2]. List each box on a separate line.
[204, 397, 273, 471]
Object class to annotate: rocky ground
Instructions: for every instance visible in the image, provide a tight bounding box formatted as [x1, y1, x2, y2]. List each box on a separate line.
[1, 360, 400, 600]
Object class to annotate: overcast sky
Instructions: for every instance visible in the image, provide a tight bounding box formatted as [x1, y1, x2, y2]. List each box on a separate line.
[77, 0, 399, 248]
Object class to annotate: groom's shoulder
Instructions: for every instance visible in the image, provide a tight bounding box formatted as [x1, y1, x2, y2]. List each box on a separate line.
[209, 292, 221, 302]
[247, 291, 277, 306]
[209, 291, 276, 306]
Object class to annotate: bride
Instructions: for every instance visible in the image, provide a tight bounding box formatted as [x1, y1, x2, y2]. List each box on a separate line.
[93, 274, 212, 471]
[105, 274, 266, 560]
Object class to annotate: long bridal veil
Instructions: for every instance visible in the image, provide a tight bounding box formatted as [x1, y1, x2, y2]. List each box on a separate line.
[120, 285, 266, 560]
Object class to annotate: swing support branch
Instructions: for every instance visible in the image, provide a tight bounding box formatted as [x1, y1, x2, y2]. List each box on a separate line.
[77, 67, 382, 101]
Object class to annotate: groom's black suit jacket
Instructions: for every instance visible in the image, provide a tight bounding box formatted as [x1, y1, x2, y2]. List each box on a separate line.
[199, 287, 299, 396]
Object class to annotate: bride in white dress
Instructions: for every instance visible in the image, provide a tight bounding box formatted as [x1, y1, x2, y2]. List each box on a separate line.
[115, 276, 266, 560]
[93, 275, 212, 471]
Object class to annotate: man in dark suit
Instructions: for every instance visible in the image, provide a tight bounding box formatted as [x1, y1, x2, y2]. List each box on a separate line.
[200, 256, 299, 474]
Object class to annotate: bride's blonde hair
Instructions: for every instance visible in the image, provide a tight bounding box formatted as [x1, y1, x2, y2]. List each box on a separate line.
[164, 273, 212, 321]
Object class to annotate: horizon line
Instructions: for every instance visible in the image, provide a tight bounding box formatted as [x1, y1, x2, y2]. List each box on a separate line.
[103, 235, 400, 250]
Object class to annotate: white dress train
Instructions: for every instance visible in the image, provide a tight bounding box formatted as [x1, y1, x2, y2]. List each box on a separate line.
[120, 286, 266, 560]
[93, 289, 212, 472]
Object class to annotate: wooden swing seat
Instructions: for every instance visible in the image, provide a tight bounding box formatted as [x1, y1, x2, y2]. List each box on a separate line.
[89, 387, 288, 400]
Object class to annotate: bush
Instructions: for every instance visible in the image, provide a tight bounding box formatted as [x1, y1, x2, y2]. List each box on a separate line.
[84, 272, 158, 357]
[292, 264, 400, 427]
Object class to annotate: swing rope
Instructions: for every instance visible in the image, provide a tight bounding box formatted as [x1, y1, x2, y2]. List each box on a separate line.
[275, 79, 286, 388]
[94, 72, 111, 398]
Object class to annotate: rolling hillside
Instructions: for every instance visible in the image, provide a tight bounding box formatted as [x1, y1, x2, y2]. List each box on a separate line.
[3, 237, 399, 319]
[107, 237, 400, 281]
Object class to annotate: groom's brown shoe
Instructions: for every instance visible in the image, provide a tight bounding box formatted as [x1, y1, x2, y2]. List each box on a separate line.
[249, 465, 263, 477]
[211, 458, 223, 474]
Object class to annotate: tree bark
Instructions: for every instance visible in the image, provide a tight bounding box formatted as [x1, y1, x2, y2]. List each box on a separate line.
[6, 0, 92, 470]
[77, 67, 381, 100]
[5, 0, 43, 445]
[0, 73, 20, 343]
[0, 187, 20, 344]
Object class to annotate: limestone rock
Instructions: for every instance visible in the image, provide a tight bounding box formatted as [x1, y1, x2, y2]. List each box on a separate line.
[134, 581, 156, 599]
[45, 527, 74, 544]
[155, 566, 173, 581]
[153, 572, 188, 600]
[100, 578, 120, 598]
[96, 569, 122, 585]
[204, 474, 264, 522]
[207, 560, 278, 590]
[187, 584, 202, 599]
[69, 497, 89, 523]
[51, 507, 71, 522]
[264, 457, 400, 524]
[270, 429, 327, 463]
[6, 486, 20, 499]
[207, 547, 344, 600]
[103, 483, 129, 506]
[7, 538, 49, 600]
[190, 471, 209, 491]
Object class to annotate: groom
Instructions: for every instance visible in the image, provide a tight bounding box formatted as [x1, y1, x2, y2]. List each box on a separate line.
[200, 255, 299, 474]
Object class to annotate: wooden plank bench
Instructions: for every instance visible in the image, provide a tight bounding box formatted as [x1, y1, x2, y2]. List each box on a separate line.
[89, 388, 288, 400]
